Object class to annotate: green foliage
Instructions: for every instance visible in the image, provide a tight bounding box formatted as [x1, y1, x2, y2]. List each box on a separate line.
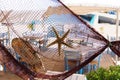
[86, 66, 120, 80]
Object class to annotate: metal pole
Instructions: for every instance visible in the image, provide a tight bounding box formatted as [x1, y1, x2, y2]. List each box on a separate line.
[116, 9, 119, 40]
[115, 9, 119, 64]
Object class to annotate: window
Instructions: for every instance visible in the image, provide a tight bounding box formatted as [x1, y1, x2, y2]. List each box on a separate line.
[80, 14, 94, 22]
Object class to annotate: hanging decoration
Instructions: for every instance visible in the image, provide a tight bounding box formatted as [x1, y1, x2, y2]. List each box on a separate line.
[47, 27, 73, 55]
[0, 0, 120, 80]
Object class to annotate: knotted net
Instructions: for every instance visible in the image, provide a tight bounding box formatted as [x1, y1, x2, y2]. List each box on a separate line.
[0, 0, 120, 80]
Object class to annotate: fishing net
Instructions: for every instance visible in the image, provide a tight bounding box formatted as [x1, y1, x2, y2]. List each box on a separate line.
[0, 0, 120, 80]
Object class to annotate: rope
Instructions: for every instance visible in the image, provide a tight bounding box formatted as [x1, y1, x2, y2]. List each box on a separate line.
[108, 42, 113, 47]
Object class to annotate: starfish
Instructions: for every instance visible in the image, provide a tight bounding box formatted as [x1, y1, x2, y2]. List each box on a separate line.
[47, 27, 73, 55]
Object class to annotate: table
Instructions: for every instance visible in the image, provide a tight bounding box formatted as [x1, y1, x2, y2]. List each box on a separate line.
[22, 32, 44, 41]
[67, 38, 84, 44]
[63, 45, 96, 61]
[67, 38, 84, 47]
[23, 35, 43, 41]
[23, 34, 47, 51]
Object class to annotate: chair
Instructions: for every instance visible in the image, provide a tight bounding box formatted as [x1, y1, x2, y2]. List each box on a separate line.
[39, 39, 48, 51]
[80, 41, 93, 47]
[0, 32, 9, 46]
[110, 36, 115, 41]
[80, 35, 93, 47]
[88, 54, 102, 72]
[0, 64, 3, 71]
[39, 34, 48, 51]
[63, 49, 83, 74]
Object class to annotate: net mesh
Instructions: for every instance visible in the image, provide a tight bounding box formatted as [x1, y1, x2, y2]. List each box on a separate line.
[0, 0, 120, 79]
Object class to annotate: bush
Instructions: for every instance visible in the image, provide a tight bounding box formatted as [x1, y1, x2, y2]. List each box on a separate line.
[86, 65, 120, 80]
